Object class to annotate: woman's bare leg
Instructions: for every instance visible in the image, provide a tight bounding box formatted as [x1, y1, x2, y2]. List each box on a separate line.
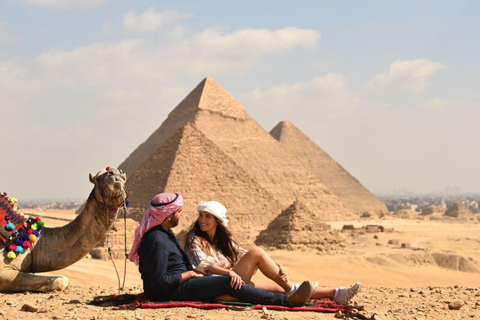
[232, 246, 292, 291]
[311, 287, 336, 299]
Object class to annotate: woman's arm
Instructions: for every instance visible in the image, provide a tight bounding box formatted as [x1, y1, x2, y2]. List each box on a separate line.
[209, 266, 244, 289]
[185, 237, 243, 288]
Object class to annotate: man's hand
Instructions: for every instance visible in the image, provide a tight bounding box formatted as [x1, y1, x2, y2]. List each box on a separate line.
[190, 270, 204, 278]
[228, 270, 244, 289]
[181, 270, 203, 283]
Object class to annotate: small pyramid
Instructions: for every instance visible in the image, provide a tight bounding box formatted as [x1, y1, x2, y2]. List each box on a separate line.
[126, 123, 283, 244]
[121, 77, 356, 221]
[255, 200, 345, 253]
[444, 202, 473, 219]
[270, 121, 387, 217]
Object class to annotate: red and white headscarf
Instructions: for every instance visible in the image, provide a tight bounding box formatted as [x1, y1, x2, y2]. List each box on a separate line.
[128, 193, 184, 265]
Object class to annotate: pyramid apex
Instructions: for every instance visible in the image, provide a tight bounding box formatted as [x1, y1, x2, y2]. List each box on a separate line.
[270, 120, 299, 141]
[197, 77, 247, 120]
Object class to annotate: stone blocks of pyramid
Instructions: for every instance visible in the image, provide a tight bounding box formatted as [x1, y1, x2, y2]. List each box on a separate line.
[126, 123, 283, 243]
[270, 121, 388, 217]
[120, 77, 357, 243]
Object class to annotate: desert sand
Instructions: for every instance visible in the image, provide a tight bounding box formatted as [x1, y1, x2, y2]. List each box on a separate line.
[0, 209, 478, 319]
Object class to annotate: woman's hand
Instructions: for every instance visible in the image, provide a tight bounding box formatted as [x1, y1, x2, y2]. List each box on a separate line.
[228, 270, 244, 289]
[276, 263, 288, 283]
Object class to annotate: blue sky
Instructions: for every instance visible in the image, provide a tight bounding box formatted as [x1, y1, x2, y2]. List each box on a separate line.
[1, 0, 479, 199]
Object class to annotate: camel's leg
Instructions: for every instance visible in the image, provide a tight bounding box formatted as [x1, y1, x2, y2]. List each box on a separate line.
[0, 269, 69, 292]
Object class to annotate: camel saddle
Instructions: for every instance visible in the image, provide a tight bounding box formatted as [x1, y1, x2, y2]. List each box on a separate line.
[0, 194, 27, 243]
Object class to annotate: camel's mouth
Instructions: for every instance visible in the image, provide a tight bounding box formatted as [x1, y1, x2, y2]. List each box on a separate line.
[91, 167, 128, 209]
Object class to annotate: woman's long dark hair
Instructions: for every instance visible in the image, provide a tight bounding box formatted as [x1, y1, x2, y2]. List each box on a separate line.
[185, 218, 240, 265]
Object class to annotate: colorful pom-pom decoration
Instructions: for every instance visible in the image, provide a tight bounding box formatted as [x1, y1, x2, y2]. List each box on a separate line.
[125, 199, 130, 207]
[29, 234, 37, 243]
[106, 166, 111, 171]
[1, 193, 44, 260]
[5, 222, 15, 231]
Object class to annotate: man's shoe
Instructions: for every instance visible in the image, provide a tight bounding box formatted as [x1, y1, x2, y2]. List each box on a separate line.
[286, 280, 312, 306]
[334, 282, 361, 305]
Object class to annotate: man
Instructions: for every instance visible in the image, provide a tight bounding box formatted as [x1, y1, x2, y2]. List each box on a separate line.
[129, 193, 312, 306]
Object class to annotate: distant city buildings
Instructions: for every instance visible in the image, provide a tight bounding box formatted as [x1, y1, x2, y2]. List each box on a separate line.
[379, 194, 480, 214]
[20, 200, 83, 211]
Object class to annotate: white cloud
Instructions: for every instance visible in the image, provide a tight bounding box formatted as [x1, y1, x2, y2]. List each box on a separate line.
[10, 0, 106, 10]
[238, 74, 360, 130]
[192, 27, 320, 55]
[370, 59, 444, 93]
[123, 8, 192, 33]
[418, 98, 459, 111]
[0, 22, 20, 45]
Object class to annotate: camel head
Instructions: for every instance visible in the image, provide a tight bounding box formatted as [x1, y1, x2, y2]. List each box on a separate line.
[89, 167, 127, 216]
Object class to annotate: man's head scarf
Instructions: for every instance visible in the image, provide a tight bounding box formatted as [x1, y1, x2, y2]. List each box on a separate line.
[128, 193, 184, 265]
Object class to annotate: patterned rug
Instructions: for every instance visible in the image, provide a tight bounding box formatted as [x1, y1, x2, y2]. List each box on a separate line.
[89, 293, 362, 313]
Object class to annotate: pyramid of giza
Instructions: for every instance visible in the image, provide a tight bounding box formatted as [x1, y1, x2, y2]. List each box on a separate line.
[120, 77, 355, 227]
[255, 200, 345, 253]
[126, 123, 283, 243]
[270, 121, 387, 216]
[444, 202, 473, 219]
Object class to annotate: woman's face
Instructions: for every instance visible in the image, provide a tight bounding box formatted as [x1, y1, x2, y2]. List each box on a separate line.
[197, 211, 218, 234]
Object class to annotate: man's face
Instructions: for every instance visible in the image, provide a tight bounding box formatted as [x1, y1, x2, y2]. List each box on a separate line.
[169, 208, 182, 228]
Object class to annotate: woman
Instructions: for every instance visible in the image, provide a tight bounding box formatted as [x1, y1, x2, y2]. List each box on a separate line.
[185, 200, 360, 304]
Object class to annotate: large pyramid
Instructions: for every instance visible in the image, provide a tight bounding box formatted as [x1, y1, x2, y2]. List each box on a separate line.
[121, 77, 355, 226]
[126, 123, 283, 243]
[270, 121, 388, 216]
[255, 200, 345, 253]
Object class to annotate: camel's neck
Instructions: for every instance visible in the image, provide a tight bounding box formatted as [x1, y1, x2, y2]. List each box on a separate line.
[30, 191, 120, 272]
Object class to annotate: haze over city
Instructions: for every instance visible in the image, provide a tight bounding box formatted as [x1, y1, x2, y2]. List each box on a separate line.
[1, 1, 479, 199]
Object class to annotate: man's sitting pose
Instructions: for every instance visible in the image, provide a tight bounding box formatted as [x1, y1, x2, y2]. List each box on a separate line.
[128, 193, 312, 306]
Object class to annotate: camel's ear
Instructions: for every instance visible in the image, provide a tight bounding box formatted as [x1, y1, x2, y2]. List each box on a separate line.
[89, 173, 96, 184]
[121, 173, 127, 181]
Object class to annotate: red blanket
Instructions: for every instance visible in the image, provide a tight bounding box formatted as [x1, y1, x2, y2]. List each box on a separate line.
[90, 293, 361, 313]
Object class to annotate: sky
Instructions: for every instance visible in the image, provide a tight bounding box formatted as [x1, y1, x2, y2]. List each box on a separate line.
[0, 0, 479, 200]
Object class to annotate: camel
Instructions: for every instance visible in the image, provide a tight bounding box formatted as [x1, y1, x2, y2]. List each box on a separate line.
[0, 167, 127, 292]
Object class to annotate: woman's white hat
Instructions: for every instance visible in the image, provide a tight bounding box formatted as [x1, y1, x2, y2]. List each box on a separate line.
[197, 201, 229, 226]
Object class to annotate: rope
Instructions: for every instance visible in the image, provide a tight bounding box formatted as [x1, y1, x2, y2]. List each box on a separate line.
[122, 201, 128, 290]
[106, 230, 122, 291]
[100, 189, 128, 293]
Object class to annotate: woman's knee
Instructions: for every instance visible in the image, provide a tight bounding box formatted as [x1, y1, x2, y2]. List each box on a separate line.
[248, 246, 266, 258]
